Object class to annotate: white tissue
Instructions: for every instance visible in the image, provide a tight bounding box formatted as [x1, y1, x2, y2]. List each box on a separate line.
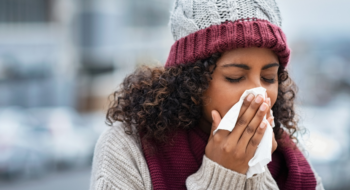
[212, 87, 275, 179]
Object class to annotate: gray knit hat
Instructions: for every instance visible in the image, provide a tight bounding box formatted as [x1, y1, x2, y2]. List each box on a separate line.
[165, 0, 290, 69]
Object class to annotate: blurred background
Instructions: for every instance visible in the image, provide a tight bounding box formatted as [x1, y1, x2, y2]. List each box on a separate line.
[0, 0, 349, 190]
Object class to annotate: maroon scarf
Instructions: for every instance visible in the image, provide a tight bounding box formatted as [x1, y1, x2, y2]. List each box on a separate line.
[140, 126, 317, 190]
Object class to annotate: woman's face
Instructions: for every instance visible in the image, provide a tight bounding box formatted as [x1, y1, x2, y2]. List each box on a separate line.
[199, 47, 280, 134]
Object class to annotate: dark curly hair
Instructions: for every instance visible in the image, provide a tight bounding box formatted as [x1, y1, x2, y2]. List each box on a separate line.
[106, 53, 300, 151]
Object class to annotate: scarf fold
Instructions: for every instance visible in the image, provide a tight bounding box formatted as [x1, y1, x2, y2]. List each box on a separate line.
[140, 126, 317, 190]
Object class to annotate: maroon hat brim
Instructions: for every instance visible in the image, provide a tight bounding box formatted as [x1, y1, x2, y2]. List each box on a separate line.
[165, 19, 291, 69]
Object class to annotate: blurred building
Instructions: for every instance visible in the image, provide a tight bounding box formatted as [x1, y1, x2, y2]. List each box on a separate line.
[0, 0, 79, 108]
[289, 38, 350, 106]
[76, 0, 174, 111]
[0, 0, 174, 112]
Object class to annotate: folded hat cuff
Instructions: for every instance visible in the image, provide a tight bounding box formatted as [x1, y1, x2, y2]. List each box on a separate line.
[165, 19, 290, 69]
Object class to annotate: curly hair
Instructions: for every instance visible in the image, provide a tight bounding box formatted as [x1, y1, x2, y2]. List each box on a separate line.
[106, 53, 300, 150]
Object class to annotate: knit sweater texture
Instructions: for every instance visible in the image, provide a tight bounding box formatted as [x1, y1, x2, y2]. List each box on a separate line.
[89, 122, 325, 190]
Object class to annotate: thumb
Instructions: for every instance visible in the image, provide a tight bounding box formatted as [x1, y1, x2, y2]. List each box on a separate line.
[209, 110, 222, 140]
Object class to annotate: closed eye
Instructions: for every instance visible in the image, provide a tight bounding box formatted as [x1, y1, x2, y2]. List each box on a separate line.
[225, 77, 276, 83]
[262, 77, 276, 84]
[225, 77, 243, 83]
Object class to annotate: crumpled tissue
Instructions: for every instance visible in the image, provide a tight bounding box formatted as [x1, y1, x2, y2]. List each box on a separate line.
[212, 87, 275, 178]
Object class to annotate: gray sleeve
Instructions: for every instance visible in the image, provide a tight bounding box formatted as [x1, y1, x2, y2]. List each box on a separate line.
[186, 155, 246, 190]
[245, 165, 279, 190]
[89, 126, 153, 190]
[186, 155, 279, 190]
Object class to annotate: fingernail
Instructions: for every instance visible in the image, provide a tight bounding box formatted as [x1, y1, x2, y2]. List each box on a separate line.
[260, 103, 267, 111]
[260, 121, 267, 128]
[247, 94, 254, 102]
[255, 95, 262, 103]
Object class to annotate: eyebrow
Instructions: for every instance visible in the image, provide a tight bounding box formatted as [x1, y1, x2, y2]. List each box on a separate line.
[221, 63, 280, 70]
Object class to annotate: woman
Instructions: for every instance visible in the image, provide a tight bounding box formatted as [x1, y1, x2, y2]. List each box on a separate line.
[90, 0, 325, 189]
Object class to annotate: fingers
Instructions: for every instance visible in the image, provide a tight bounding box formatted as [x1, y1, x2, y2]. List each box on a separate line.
[246, 120, 268, 157]
[208, 110, 218, 141]
[265, 96, 275, 126]
[229, 94, 265, 142]
[236, 101, 269, 151]
[210, 93, 255, 144]
[265, 97, 271, 119]
[209, 110, 228, 141]
[268, 116, 274, 126]
[238, 93, 255, 119]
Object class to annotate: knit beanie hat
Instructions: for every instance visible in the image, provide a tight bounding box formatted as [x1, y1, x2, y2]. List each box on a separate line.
[165, 0, 291, 69]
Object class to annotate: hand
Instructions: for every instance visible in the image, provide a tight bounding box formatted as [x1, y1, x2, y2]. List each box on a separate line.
[205, 94, 274, 174]
[264, 93, 278, 154]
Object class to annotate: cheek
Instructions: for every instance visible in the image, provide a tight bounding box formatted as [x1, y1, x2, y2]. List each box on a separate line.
[266, 86, 278, 107]
[202, 75, 242, 121]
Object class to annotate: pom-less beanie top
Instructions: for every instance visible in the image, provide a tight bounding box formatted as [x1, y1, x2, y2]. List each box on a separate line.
[165, 0, 291, 69]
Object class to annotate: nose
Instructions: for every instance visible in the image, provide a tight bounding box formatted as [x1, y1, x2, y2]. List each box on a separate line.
[247, 77, 263, 90]
[246, 78, 268, 98]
